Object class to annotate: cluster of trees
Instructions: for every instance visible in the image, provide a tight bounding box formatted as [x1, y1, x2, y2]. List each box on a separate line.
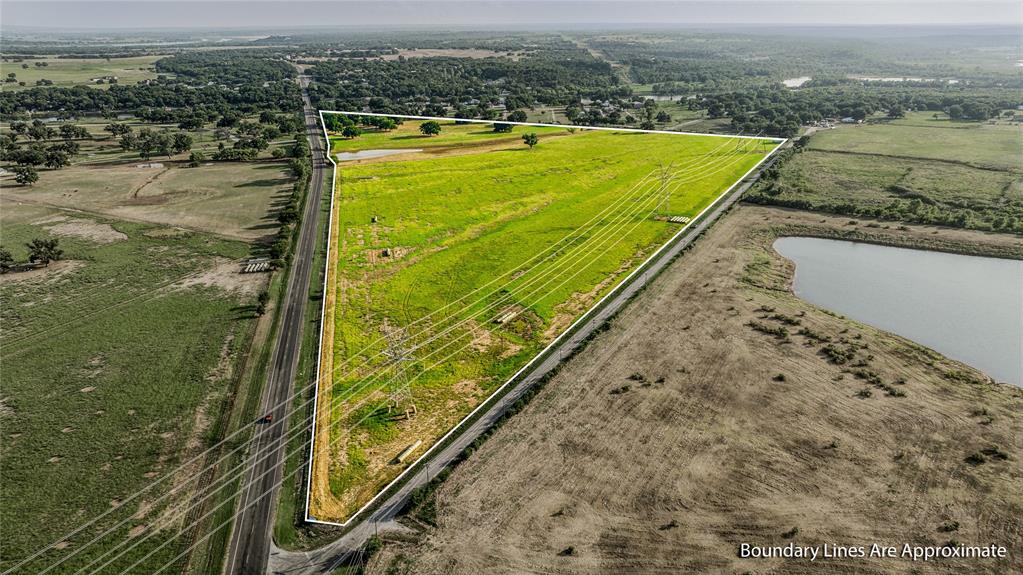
[152, 51, 296, 85]
[324, 113, 400, 138]
[1, 53, 301, 117]
[564, 98, 671, 129]
[308, 50, 625, 115]
[117, 126, 193, 159]
[0, 120, 93, 184]
[690, 85, 1021, 137]
[1, 81, 301, 118]
[268, 157, 312, 264]
[0, 238, 62, 273]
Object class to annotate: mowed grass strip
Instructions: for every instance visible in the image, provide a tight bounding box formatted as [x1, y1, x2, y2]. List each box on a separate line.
[328, 119, 564, 152]
[313, 125, 769, 520]
[0, 201, 262, 574]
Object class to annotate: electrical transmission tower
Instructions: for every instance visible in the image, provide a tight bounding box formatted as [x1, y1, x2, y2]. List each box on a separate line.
[657, 161, 676, 218]
[384, 327, 418, 419]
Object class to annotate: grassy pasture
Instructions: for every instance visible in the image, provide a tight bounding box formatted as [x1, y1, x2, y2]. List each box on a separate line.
[312, 121, 774, 520]
[751, 113, 1023, 233]
[808, 115, 1023, 170]
[1, 56, 164, 91]
[0, 200, 264, 574]
[2, 161, 294, 241]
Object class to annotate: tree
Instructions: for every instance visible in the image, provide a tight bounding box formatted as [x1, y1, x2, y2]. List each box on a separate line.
[188, 150, 207, 167]
[44, 149, 70, 169]
[507, 110, 527, 122]
[119, 132, 139, 152]
[26, 238, 61, 266]
[13, 165, 38, 185]
[948, 104, 964, 120]
[178, 117, 204, 131]
[656, 110, 672, 123]
[341, 125, 362, 139]
[492, 122, 513, 133]
[887, 104, 905, 119]
[419, 120, 442, 136]
[522, 132, 539, 149]
[171, 132, 194, 154]
[256, 290, 270, 315]
[105, 123, 132, 138]
[377, 117, 397, 131]
[0, 246, 13, 273]
[59, 124, 89, 140]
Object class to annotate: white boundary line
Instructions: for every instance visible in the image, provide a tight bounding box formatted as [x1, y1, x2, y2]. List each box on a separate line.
[302, 110, 339, 526]
[317, 110, 781, 141]
[303, 111, 784, 527]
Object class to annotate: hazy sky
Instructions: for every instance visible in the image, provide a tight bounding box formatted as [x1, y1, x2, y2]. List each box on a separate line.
[3, 1, 1020, 29]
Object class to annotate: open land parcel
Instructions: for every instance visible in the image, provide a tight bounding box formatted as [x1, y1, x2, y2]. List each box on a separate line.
[0, 125, 296, 573]
[309, 116, 781, 522]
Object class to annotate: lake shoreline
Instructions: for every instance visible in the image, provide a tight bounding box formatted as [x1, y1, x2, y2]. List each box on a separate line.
[749, 205, 1023, 261]
[774, 236, 1022, 386]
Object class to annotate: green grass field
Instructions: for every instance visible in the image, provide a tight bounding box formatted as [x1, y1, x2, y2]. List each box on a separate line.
[312, 116, 776, 520]
[750, 113, 1023, 233]
[807, 114, 1023, 170]
[2, 56, 164, 91]
[0, 200, 265, 574]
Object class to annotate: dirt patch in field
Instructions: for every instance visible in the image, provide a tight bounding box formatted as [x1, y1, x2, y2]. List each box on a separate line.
[370, 205, 1023, 575]
[41, 216, 128, 244]
[0, 259, 86, 285]
[168, 258, 263, 298]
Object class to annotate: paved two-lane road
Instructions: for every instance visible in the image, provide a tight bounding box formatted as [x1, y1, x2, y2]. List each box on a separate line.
[223, 75, 328, 575]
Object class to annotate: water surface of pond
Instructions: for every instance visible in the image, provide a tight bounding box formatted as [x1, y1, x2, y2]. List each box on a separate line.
[774, 237, 1022, 385]
[336, 148, 423, 161]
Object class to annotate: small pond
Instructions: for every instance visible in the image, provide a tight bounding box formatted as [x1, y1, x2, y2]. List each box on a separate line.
[336, 148, 423, 161]
[774, 237, 1022, 385]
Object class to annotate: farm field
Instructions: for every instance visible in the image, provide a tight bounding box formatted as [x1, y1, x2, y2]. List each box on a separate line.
[806, 113, 1023, 170]
[2, 55, 164, 91]
[365, 205, 1023, 575]
[2, 161, 294, 241]
[749, 113, 1023, 234]
[0, 112, 295, 572]
[0, 198, 266, 573]
[310, 116, 779, 522]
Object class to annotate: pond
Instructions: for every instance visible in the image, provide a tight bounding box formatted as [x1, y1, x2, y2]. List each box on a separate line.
[335, 148, 423, 161]
[773, 237, 1023, 386]
[782, 76, 811, 88]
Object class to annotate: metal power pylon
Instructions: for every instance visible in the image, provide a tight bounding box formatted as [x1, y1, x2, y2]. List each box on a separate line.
[658, 161, 676, 218]
[384, 327, 418, 419]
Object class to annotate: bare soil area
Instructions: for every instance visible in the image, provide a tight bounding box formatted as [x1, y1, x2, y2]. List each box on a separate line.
[368, 205, 1023, 575]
